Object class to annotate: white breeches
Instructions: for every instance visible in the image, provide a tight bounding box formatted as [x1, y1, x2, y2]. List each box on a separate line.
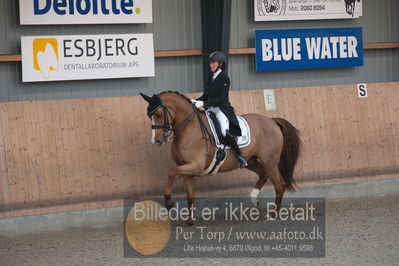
[208, 106, 229, 136]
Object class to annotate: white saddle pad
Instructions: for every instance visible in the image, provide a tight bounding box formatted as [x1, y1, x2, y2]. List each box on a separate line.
[205, 110, 251, 149]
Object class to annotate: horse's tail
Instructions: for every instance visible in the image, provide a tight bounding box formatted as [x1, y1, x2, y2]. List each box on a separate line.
[272, 118, 301, 191]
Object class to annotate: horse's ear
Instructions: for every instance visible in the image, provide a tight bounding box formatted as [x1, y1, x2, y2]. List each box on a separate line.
[139, 93, 152, 103]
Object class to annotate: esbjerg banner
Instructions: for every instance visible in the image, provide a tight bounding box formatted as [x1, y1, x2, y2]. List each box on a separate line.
[255, 27, 363, 71]
[19, 0, 153, 25]
[254, 0, 362, 21]
[21, 34, 155, 82]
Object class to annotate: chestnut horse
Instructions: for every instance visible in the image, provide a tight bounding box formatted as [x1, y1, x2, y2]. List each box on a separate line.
[140, 91, 301, 224]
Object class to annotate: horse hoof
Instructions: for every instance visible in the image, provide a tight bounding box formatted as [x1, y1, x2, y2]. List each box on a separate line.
[251, 198, 261, 209]
[182, 218, 195, 226]
[265, 212, 277, 221]
[165, 200, 175, 210]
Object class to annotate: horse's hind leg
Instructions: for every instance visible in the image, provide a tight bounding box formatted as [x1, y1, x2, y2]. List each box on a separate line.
[183, 175, 196, 226]
[247, 156, 268, 208]
[265, 166, 286, 220]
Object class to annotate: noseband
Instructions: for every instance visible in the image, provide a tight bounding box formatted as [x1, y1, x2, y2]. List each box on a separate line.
[148, 99, 196, 143]
[147, 100, 173, 142]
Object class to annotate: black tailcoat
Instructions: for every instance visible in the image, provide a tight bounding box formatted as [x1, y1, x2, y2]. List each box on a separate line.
[196, 71, 242, 136]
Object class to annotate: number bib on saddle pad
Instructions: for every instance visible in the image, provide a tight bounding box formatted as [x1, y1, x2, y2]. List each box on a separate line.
[205, 110, 251, 149]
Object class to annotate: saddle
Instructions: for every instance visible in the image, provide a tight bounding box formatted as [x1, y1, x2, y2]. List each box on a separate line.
[205, 110, 251, 149]
[199, 111, 250, 176]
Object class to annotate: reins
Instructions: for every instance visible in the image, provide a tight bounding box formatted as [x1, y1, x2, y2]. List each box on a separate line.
[192, 103, 212, 152]
[150, 96, 213, 151]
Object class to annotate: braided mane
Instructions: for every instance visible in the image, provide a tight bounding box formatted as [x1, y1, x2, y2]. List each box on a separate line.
[159, 91, 192, 105]
[159, 91, 212, 150]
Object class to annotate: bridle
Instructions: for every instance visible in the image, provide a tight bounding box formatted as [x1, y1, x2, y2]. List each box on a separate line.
[148, 100, 196, 144]
[146, 94, 212, 150]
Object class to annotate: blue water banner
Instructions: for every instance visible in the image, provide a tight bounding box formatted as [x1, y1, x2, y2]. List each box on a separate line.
[255, 27, 363, 71]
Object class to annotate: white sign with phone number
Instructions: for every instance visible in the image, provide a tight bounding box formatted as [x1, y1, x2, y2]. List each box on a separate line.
[255, 0, 363, 21]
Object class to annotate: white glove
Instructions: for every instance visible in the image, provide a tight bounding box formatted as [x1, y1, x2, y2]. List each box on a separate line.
[195, 101, 204, 108]
[190, 99, 197, 103]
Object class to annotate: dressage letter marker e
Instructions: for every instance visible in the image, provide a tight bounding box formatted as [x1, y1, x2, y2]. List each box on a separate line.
[263, 89, 276, 111]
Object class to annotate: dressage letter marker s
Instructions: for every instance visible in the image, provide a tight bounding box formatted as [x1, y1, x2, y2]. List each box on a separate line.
[357, 83, 368, 98]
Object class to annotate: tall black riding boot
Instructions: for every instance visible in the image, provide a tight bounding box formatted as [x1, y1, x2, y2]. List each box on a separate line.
[225, 130, 248, 168]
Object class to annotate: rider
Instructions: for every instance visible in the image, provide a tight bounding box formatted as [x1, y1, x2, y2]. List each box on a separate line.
[191, 51, 248, 168]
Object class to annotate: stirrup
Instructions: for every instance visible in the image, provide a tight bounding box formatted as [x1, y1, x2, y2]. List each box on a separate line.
[238, 155, 248, 168]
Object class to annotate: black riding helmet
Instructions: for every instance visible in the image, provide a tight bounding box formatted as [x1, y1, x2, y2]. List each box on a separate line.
[209, 51, 226, 63]
[209, 51, 227, 72]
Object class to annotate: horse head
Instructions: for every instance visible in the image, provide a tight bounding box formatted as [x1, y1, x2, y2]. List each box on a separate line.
[140, 93, 174, 145]
[139, 93, 164, 118]
[140, 91, 199, 146]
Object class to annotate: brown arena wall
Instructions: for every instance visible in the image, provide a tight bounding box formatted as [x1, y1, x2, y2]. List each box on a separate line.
[0, 82, 398, 218]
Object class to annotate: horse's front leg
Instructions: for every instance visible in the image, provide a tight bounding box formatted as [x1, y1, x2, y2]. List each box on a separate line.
[183, 176, 196, 226]
[164, 162, 202, 210]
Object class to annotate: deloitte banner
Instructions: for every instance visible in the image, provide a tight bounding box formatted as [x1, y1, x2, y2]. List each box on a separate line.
[254, 0, 362, 21]
[255, 27, 363, 71]
[19, 0, 153, 25]
[21, 34, 155, 82]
